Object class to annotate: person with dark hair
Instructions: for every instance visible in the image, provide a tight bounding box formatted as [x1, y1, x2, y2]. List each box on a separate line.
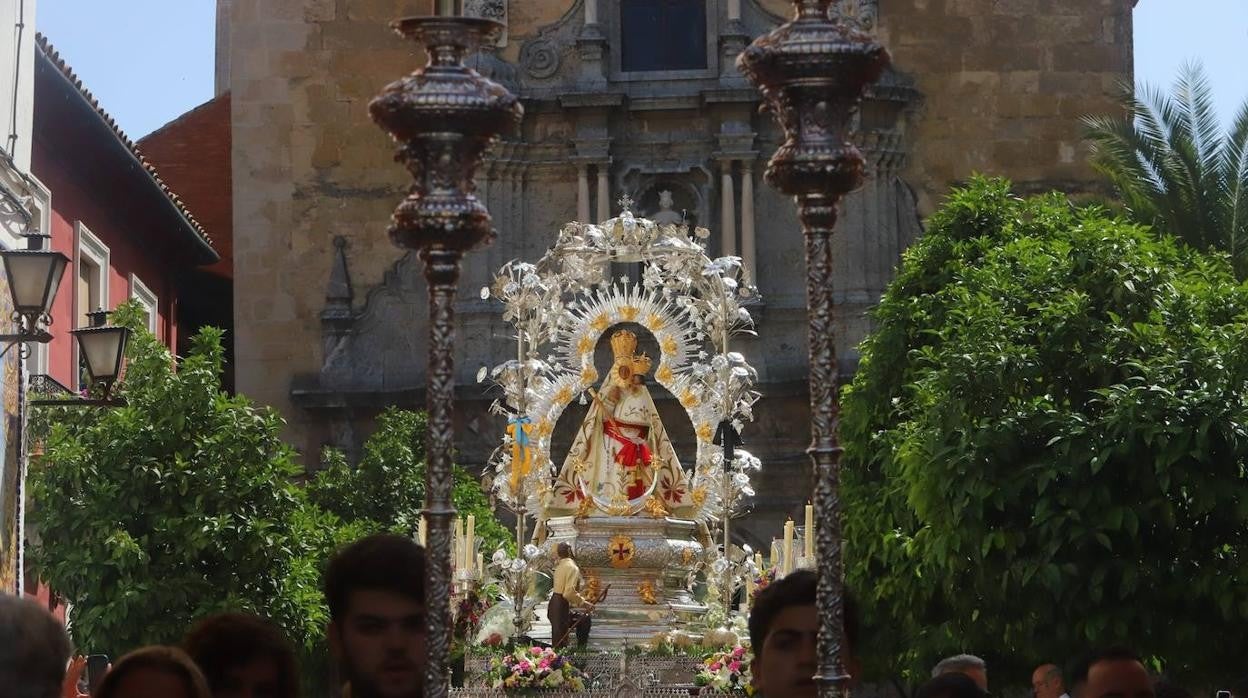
[548, 541, 594, 648]
[918, 672, 989, 698]
[324, 533, 426, 698]
[0, 594, 71, 698]
[183, 612, 299, 698]
[747, 570, 861, 698]
[93, 646, 212, 698]
[1069, 647, 1154, 698]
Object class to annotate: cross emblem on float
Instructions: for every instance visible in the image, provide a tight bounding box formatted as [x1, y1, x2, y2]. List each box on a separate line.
[607, 534, 635, 569]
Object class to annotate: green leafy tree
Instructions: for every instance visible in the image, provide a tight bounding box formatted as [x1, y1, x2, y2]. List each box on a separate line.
[842, 177, 1248, 684]
[1085, 61, 1248, 278]
[309, 407, 512, 555]
[28, 303, 342, 657]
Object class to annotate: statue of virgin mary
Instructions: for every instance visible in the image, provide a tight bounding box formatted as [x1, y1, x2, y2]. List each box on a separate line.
[552, 329, 691, 515]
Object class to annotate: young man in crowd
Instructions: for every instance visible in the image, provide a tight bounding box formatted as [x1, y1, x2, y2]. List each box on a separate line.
[747, 570, 860, 698]
[183, 612, 300, 698]
[324, 533, 427, 698]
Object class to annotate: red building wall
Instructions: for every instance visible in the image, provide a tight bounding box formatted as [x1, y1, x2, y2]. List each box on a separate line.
[32, 151, 180, 389]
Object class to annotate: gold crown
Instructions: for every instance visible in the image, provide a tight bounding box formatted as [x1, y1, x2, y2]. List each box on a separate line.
[610, 329, 638, 359]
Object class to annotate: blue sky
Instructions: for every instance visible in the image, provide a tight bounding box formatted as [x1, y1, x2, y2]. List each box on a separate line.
[34, 1, 1248, 139]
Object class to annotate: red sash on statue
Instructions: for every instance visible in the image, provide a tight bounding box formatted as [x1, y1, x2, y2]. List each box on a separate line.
[604, 420, 652, 469]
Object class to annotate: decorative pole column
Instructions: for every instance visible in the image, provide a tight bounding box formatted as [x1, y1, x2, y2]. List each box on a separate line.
[596, 163, 611, 222]
[720, 159, 737, 257]
[741, 159, 757, 280]
[369, 15, 522, 698]
[737, 2, 888, 697]
[578, 163, 591, 222]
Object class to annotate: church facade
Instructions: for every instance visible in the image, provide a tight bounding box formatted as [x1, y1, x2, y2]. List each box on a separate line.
[224, 0, 1133, 545]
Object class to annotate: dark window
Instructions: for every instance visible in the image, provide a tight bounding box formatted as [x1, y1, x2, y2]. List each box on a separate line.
[620, 0, 707, 72]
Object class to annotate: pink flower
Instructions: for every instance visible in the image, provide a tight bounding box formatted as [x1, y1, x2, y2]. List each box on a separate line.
[531, 647, 543, 656]
[733, 647, 746, 658]
[710, 662, 722, 672]
[729, 661, 741, 672]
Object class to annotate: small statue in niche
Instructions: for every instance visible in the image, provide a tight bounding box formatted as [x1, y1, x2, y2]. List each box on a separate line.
[651, 190, 684, 226]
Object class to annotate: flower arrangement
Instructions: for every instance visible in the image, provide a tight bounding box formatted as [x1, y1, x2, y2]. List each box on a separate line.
[487, 646, 587, 693]
[694, 645, 755, 695]
[753, 566, 777, 594]
[454, 588, 493, 644]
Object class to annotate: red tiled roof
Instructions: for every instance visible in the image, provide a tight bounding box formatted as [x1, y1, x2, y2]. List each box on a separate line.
[34, 33, 217, 258]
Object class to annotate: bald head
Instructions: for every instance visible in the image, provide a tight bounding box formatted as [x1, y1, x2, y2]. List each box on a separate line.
[1033, 664, 1066, 698]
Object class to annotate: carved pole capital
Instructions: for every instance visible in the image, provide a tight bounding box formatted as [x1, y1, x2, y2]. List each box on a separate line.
[738, 2, 889, 695]
[369, 14, 521, 698]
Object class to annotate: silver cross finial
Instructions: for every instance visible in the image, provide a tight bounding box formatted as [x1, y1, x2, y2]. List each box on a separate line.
[617, 193, 634, 214]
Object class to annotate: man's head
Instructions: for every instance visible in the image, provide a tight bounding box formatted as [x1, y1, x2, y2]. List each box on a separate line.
[183, 612, 298, 698]
[748, 570, 861, 698]
[1069, 647, 1153, 698]
[1033, 663, 1066, 698]
[325, 534, 427, 698]
[933, 655, 988, 691]
[556, 542, 572, 559]
[0, 594, 71, 698]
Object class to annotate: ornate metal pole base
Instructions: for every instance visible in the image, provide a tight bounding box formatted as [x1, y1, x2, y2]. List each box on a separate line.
[370, 16, 522, 698]
[737, 2, 889, 696]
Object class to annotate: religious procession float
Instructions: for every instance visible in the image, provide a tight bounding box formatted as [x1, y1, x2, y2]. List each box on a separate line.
[441, 199, 818, 695]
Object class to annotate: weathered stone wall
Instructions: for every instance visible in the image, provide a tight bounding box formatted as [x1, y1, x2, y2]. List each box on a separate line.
[881, 0, 1134, 212]
[229, 0, 1132, 545]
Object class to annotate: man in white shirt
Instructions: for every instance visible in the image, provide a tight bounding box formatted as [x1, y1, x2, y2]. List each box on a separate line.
[1033, 663, 1070, 698]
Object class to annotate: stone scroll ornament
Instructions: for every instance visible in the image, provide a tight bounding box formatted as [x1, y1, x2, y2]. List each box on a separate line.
[737, 1, 889, 697]
[368, 14, 522, 698]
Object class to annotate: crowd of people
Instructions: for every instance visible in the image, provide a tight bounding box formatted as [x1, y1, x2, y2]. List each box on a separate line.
[0, 533, 1239, 698]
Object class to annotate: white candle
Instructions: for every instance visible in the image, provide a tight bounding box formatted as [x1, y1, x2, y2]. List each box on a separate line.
[438, 0, 455, 16]
[585, 0, 598, 25]
[477, 552, 485, 578]
[454, 517, 464, 570]
[754, 553, 763, 573]
[466, 514, 476, 566]
[804, 504, 815, 561]
[783, 519, 794, 575]
[418, 517, 427, 547]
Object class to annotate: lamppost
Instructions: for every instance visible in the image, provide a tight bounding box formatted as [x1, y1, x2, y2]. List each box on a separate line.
[32, 309, 130, 407]
[0, 230, 67, 594]
[369, 11, 521, 697]
[737, 2, 889, 697]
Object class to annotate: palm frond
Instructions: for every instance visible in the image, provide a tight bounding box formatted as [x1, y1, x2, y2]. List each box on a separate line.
[1085, 68, 1248, 279]
[1218, 98, 1248, 276]
[1174, 61, 1224, 175]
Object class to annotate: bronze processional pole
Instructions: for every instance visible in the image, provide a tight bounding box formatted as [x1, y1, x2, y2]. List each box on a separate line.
[737, 1, 888, 696]
[369, 15, 522, 698]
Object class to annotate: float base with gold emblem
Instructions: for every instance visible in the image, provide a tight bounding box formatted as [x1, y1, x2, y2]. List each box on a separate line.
[543, 515, 706, 647]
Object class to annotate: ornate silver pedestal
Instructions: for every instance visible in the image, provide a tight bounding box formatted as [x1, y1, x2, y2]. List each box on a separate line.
[545, 515, 707, 646]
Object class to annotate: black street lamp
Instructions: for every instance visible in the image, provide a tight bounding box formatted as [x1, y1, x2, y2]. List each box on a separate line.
[0, 232, 69, 345]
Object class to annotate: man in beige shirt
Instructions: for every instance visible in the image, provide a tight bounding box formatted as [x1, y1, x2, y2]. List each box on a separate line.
[547, 542, 592, 648]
